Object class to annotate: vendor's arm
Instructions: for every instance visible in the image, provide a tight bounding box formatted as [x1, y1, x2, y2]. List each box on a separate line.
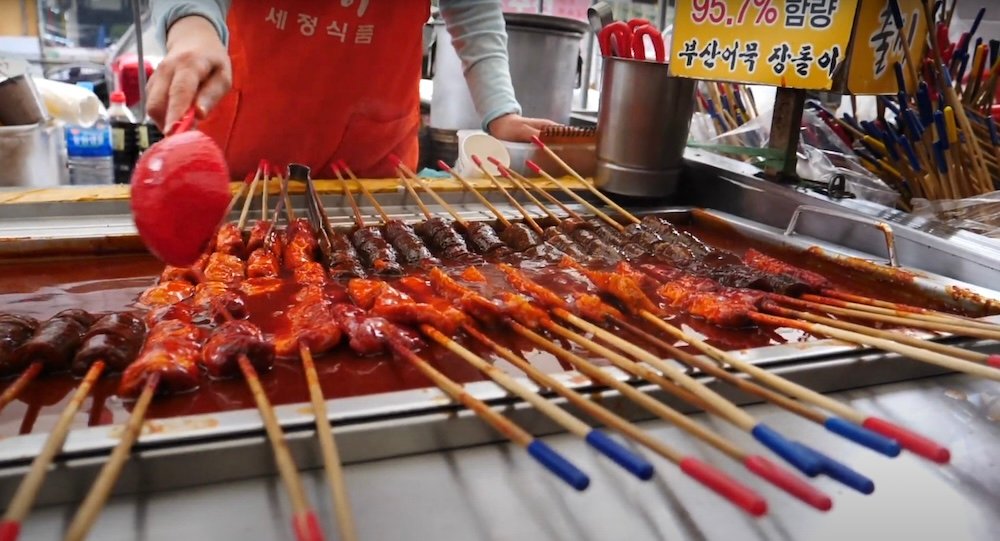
[440, 0, 555, 141]
[147, 0, 232, 130]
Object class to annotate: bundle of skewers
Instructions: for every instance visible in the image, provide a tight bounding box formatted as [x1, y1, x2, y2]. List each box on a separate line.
[2, 138, 1000, 539]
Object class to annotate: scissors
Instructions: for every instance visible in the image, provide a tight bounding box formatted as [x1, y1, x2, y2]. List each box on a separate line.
[598, 20, 665, 62]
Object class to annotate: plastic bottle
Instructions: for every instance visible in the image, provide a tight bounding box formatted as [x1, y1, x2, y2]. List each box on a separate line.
[137, 115, 164, 156]
[108, 90, 138, 184]
[65, 82, 114, 185]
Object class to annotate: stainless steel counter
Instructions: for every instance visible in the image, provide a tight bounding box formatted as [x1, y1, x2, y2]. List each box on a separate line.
[15, 374, 998, 541]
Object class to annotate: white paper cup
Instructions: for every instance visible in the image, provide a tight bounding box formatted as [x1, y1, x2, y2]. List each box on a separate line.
[455, 130, 510, 178]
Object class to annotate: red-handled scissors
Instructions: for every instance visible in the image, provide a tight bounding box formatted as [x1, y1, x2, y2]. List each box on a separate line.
[598, 20, 665, 63]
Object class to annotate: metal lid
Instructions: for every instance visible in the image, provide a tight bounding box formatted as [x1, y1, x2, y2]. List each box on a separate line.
[503, 13, 588, 35]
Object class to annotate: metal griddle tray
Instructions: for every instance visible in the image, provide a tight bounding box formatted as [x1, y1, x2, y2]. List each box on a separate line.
[1, 202, 998, 507]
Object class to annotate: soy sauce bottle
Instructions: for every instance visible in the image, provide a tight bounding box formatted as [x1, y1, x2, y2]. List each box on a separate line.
[137, 115, 164, 155]
[108, 91, 138, 184]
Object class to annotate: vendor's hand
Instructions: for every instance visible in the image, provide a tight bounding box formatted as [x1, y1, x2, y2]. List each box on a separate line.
[146, 16, 231, 131]
[488, 114, 557, 142]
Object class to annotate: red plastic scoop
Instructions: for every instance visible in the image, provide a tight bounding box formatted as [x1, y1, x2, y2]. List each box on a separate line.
[130, 108, 230, 266]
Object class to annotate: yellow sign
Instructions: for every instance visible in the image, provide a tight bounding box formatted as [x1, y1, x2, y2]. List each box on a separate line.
[669, 0, 861, 90]
[846, 0, 927, 94]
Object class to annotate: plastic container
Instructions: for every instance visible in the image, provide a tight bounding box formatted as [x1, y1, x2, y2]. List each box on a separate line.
[108, 90, 138, 184]
[455, 130, 510, 178]
[65, 82, 113, 185]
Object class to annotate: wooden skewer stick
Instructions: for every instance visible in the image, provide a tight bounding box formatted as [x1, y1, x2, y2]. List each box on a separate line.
[781, 295, 1000, 341]
[278, 172, 296, 222]
[262, 165, 270, 222]
[511, 322, 771, 515]
[529, 136, 640, 224]
[237, 165, 264, 231]
[750, 310, 1000, 382]
[333, 166, 367, 229]
[764, 303, 997, 367]
[493, 164, 560, 222]
[338, 161, 391, 224]
[237, 355, 325, 541]
[640, 312, 951, 463]
[525, 161, 624, 232]
[606, 315, 902, 457]
[299, 345, 357, 541]
[436, 161, 512, 228]
[383, 333, 590, 491]
[420, 324, 653, 480]
[408, 173, 470, 227]
[64, 373, 160, 541]
[0, 363, 42, 413]
[395, 169, 434, 220]
[817, 290, 1000, 330]
[1, 362, 105, 538]
[490, 158, 584, 221]
[469, 155, 545, 235]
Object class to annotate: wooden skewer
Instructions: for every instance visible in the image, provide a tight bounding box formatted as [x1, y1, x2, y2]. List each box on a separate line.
[749, 310, 1000, 382]
[64, 373, 160, 541]
[436, 161, 512, 228]
[780, 295, 1000, 341]
[510, 321, 771, 515]
[262, 165, 270, 222]
[395, 169, 434, 220]
[764, 303, 997, 367]
[0, 362, 42, 413]
[237, 355, 325, 541]
[237, 165, 264, 231]
[338, 161, 391, 224]
[383, 333, 590, 491]
[1, 362, 105, 537]
[469, 156, 545, 235]
[408, 174, 470, 227]
[525, 161, 624, 232]
[299, 345, 357, 541]
[491, 161, 567, 222]
[639, 313, 952, 463]
[333, 167, 367, 229]
[278, 172, 296, 222]
[420, 324, 653, 480]
[490, 158, 584, 221]
[529, 137, 640, 224]
[818, 289, 1000, 329]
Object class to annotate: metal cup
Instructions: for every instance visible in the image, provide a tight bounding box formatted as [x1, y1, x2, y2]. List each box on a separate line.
[0, 75, 50, 126]
[595, 57, 696, 198]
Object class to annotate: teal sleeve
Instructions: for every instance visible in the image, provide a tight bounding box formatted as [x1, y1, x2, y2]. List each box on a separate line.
[152, 0, 230, 46]
[439, 0, 523, 132]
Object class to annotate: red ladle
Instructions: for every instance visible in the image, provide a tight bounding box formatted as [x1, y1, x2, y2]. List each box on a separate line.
[130, 107, 231, 266]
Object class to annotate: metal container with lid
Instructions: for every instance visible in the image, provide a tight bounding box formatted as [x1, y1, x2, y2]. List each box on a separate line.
[428, 13, 587, 131]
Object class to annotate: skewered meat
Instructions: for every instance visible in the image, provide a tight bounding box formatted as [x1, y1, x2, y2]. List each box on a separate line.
[274, 288, 343, 357]
[640, 216, 712, 256]
[192, 282, 248, 323]
[572, 293, 625, 322]
[460, 267, 486, 283]
[138, 280, 195, 308]
[144, 303, 194, 327]
[247, 220, 277, 253]
[202, 320, 275, 378]
[542, 227, 589, 262]
[499, 264, 571, 312]
[568, 228, 621, 265]
[119, 320, 203, 397]
[499, 292, 551, 330]
[623, 223, 664, 249]
[464, 221, 511, 257]
[557, 217, 591, 234]
[293, 261, 328, 286]
[416, 217, 478, 261]
[159, 255, 208, 283]
[246, 248, 280, 278]
[348, 279, 462, 336]
[239, 277, 286, 298]
[284, 218, 319, 270]
[330, 303, 422, 356]
[385, 220, 439, 265]
[214, 223, 246, 258]
[351, 226, 404, 275]
[499, 222, 541, 252]
[0, 315, 39, 376]
[203, 252, 245, 284]
[72, 312, 146, 375]
[428, 268, 505, 326]
[589, 219, 646, 259]
[743, 249, 831, 291]
[558, 258, 660, 315]
[12, 310, 94, 374]
[326, 229, 367, 279]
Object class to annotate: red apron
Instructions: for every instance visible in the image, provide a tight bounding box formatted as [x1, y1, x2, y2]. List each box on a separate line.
[200, 1, 429, 178]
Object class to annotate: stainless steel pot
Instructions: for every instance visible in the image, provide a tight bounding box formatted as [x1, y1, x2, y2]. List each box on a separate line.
[595, 57, 695, 198]
[0, 122, 67, 187]
[428, 13, 587, 130]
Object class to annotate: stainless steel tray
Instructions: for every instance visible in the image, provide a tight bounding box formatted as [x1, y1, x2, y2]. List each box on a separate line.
[1, 183, 999, 508]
